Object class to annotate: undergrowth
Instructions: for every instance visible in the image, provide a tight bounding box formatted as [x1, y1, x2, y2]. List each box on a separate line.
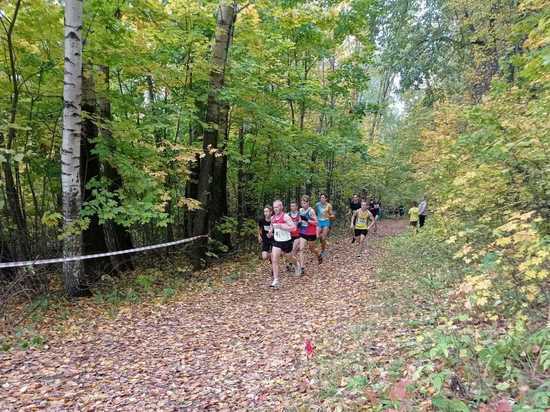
[306, 226, 549, 411]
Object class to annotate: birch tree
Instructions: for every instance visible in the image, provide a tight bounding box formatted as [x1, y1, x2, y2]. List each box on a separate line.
[61, 0, 84, 297]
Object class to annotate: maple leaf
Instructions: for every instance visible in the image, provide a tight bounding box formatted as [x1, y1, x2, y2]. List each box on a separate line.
[304, 338, 314, 358]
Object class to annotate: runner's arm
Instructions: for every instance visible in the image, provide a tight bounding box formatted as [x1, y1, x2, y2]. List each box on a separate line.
[367, 211, 375, 230]
[350, 210, 357, 228]
[308, 208, 318, 224]
[273, 214, 296, 232]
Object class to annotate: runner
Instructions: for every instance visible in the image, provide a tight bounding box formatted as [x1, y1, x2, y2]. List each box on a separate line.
[369, 199, 378, 234]
[269, 200, 297, 288]
[315, 194, 334, 257]
[418, 196, 428, 228]
[288, 201, 302, 275]
[350, 200, 375, 257]
[408, 201, 419, 235]
[374, 199, 381, 220]
[297, 195, 322, 274]
[257, 206, 273, 263]
[349, 194, 361, 243]
[374, 199, 381, 232]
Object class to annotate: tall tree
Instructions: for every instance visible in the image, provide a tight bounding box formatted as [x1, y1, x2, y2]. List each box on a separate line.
[0, 0, 30, 262]
[61, 0, 85, 297]
[191, 2, 236, 266]
[96, 65, 134, 272]
[81, 66, 113, 279]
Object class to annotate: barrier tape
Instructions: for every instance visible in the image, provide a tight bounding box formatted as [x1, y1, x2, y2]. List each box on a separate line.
[0, 235, 208, 269]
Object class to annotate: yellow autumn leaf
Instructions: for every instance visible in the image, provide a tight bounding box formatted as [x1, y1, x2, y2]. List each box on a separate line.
[495, 237, 512, 247]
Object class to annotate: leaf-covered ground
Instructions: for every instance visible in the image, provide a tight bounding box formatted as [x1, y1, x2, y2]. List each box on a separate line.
[0, 220, 407, 411]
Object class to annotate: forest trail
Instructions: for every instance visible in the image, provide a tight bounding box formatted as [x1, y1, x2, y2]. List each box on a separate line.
[0, 220, 407, 410]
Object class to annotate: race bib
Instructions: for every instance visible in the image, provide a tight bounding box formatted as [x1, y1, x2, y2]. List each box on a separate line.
[274, 227, 291, 242]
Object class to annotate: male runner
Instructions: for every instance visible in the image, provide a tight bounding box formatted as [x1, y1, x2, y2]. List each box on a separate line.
[369, 199, 378, 234]
[258, 206, 273, 263]
[349, 194, 361, 243]
[350, 200, 375, 257]
[288, 201, 302, 275]
[408, 201, 419, 235]
[418, 196, 428, 228]
[315, 194, 333, 257]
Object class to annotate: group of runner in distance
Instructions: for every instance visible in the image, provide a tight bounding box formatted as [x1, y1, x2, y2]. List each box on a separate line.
[257, 193, 379, 288]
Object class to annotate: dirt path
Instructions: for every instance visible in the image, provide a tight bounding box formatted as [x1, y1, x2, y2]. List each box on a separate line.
[0, 220, 406, 411]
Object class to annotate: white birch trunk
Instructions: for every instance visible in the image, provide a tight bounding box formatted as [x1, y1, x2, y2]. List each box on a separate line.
[61, 0, 83, 297]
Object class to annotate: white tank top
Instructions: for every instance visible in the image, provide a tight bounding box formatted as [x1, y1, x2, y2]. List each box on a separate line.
[271, 213, 291, 242]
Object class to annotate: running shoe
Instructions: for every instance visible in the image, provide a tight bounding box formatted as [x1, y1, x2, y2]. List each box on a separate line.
[270, 280, 280, 288]
[317, 254, 323, 264]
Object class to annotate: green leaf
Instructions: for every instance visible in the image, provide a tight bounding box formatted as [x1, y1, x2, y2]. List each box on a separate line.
[432, 396, 470, 412]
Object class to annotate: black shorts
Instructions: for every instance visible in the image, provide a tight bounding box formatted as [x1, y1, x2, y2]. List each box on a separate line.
[261, 239, 272, 253]
[410, 221, 418, 227]
[354, 229, 368, 237]
[272, 239, 293, 254]
[300, 233, 317, 242]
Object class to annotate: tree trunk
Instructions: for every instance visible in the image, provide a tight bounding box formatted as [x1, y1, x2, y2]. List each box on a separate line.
[305, 152, 316, 196]
[325, 151, 335, 200]
[236, 125, 246, 241]
[190, 2, 236, 268]
[295, 186, 301, 204]
[81, 66, 113, 280]
[211, 154, 230, 244]
[97, 66, 134, 272]
[369, 70, 393, 141]
[61, 0, 86, 297]
[210, 102, 230, 247]
[0, 0, 30, 262]
[0, 143, 29, 260]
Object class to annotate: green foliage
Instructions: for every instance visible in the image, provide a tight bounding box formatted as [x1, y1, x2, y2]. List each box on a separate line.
[162, 287, 176, 299]
[369, 231, 549, 410]
[1, 0, 406, 269]
[412, 0, 550, 318]
[1, 326, 46, 352]
[346, 375, 369, 392]
[431, 396, 470, 412]
[135, 274, 154, 291]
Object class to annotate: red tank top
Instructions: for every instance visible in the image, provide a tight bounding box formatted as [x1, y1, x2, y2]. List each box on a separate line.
[299, 208, 317, 236]
[289, 212, 300, 238]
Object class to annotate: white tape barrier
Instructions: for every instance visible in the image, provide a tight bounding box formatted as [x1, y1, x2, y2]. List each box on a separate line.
[0, 235, 208, 269]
